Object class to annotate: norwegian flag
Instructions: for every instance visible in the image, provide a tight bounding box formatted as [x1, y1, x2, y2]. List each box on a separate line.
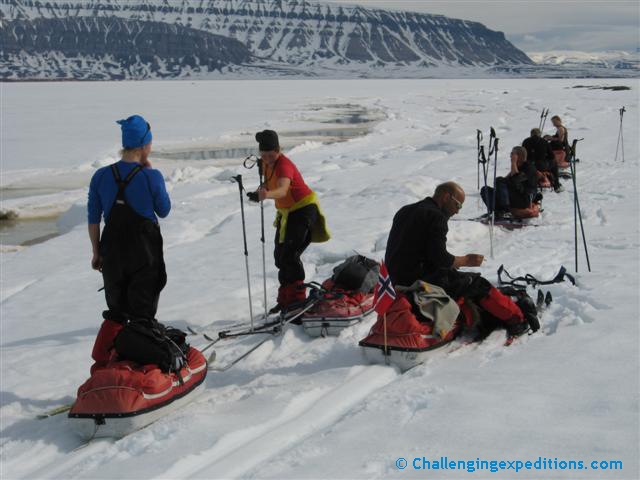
[373, 261, 396, 315]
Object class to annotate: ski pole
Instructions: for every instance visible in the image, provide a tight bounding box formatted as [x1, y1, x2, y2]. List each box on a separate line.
[243, 154, 269, 320]
[614, 106, 625, 162]
[539, 108, 544, 130]
[231, 174, 255, 330]
[477, 129, 482, 191]
[573, 164, 578, 272]
[489, 130, 499, 259]
[620, 107, 625, 163]
[257, 158, 269, 321]
[480, 128, 491, 236]
[539, 107, 549, 131]
[569, 142, 591, 272]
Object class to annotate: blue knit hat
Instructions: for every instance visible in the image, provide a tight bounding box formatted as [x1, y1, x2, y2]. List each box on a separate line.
[116, 115, 152, 149]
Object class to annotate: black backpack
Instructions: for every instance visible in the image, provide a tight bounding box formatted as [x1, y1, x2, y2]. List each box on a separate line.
[331, 255, 380, 293]
[114, 319, 189, 374]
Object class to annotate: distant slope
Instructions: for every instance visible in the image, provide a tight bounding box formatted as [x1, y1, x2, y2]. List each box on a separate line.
[487, 50, 640, 79]
[529, 50, 639, 71]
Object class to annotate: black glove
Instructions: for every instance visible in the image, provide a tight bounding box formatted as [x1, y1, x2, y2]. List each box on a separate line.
[247, 191, 260, 203]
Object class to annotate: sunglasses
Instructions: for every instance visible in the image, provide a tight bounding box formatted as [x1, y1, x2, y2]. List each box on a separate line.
[451, 195, 463, 209]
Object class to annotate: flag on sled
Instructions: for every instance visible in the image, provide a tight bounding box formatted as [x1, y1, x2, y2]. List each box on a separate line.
[373, 261, 396, 316]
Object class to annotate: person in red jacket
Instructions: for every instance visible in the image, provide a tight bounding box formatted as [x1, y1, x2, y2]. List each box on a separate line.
[249, 130, 330, 312]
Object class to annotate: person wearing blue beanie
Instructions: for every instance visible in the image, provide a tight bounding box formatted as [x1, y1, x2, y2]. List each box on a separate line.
[117, 114, 153, 149]
[87, 115, 171, 372]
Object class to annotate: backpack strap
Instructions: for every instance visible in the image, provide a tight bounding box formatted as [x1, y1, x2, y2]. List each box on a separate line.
[110, 164, 143, 202]
[497, 264, 576, 289]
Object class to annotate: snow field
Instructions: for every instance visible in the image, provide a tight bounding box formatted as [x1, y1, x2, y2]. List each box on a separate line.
[1, 79, 639, 479]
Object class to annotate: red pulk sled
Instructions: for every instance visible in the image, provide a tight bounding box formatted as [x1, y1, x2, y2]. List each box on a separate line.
[302, 278, 375, 337]
[69, 321, 207, 439]
[359, 283, 464, 371]
[301, 255, 379, 337]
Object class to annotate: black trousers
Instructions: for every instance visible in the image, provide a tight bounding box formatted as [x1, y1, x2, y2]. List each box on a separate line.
[424, 269, 492, 302]
[274, 204, 318, 286]
[536, 160, 561, 189]
[101, 224, 167, 321]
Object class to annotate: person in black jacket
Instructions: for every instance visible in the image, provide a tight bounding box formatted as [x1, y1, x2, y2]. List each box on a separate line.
[385, 182, 528, 337]
[505, 146, 539, 209]
[481, 146, 540, 217]
[522, 128, 562, 191]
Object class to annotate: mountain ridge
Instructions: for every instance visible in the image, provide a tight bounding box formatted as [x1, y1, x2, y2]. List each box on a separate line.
[1, 0, 536, 79]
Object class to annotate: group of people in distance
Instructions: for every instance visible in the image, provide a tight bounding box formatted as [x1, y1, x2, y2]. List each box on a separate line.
[481, 115, 570, 220]
[87, 112, 565, 369]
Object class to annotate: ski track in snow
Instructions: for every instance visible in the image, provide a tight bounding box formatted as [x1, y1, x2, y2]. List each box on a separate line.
[162, 366, 398, 479]
[1, 79, 638, 479]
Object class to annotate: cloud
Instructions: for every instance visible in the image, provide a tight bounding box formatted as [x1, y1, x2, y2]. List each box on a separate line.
[510, 25, 639, 52]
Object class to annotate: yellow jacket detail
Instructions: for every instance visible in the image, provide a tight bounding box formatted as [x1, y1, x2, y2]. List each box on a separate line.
[275, 192, 331, 244]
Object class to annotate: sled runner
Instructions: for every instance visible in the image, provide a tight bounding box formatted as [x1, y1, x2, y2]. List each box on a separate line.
[68, 346, 207, 439]
[360, 338, 456, 371]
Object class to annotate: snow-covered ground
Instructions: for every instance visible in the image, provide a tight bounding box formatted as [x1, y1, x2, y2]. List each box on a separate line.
[1, 79, 639, 479]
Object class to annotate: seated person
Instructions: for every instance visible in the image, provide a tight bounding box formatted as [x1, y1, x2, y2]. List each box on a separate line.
[481, 146, 541, 219]
[544, 115, 571, 167]
[385, 182, 530, 338]
[522, 128, 562, 192]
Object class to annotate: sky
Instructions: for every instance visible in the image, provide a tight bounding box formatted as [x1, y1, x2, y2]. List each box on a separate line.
[328, 1, 640, 53]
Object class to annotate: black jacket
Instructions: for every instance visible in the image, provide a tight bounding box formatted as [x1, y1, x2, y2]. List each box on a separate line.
[385, 198, 455, 287]
[506, 161, 538, 209]
[522, 136, 554, 171]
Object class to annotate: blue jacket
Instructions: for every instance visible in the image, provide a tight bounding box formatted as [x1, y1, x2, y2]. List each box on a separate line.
[87, 161, 171, 224]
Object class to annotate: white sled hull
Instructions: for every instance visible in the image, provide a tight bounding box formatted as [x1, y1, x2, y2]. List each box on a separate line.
[302, 316, 364, 337]
[361, 346, 432, 371]
[69, 382, 205, 439]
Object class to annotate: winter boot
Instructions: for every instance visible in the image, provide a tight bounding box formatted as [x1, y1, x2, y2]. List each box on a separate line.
[270, 285, 293, 314]
[506, 320, 530, 338]
[479, 287, 524, 322]
[291, 280, 307, 305]
[479, 286, 528, 336]
[286, 281, 308, 325]
[90, 317, 124, 374]
[514, 291, 540, 333]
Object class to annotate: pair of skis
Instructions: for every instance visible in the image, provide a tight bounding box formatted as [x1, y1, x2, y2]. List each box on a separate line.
[504, 288, 552, 346]
[189, 290, 322, 372]
[458, 213, 539, 230]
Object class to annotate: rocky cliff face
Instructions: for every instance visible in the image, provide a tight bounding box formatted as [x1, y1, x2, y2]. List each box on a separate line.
[1, 16, 252, 79]
[0, 0, 534, 79]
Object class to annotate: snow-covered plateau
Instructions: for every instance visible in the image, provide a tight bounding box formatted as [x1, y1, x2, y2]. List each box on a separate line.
[1, 78, 639, 479]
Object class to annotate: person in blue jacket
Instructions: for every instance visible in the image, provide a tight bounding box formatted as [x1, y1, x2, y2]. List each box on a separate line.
[87, 115, 170, 370]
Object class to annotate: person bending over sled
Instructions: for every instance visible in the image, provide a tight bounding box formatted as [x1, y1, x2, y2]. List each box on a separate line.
[248, 130, 330, 312]
[87, 115, 171, 372]
[480, 146, 541, 219]
[385, 181, 531, 338]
